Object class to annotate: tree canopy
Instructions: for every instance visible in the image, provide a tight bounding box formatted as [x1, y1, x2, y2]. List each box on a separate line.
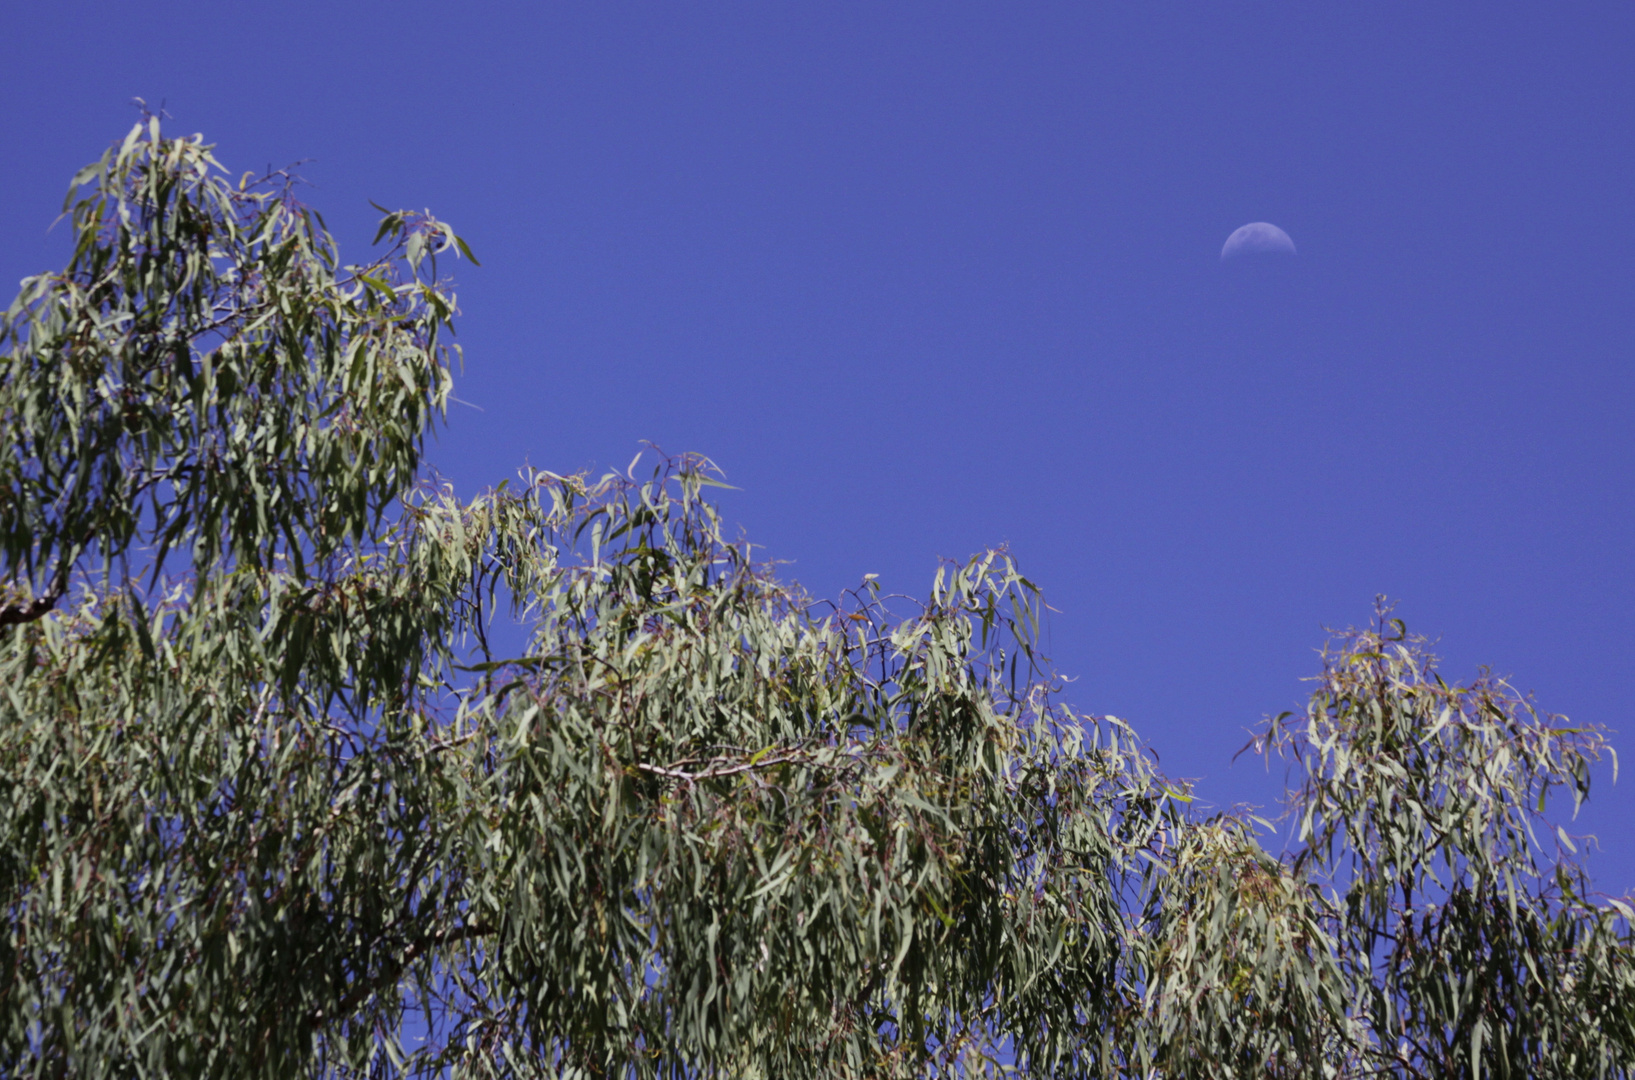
[1, 121, 1631, 1078]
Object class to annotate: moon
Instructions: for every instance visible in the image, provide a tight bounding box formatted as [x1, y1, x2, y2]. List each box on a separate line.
[1221, 222, 1296, 260]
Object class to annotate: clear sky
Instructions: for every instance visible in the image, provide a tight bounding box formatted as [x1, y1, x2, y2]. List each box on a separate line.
[5, 4, 1632, 894]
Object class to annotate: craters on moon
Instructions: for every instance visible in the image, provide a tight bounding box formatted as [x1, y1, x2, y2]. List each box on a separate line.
[1221, 222, 1296, 261]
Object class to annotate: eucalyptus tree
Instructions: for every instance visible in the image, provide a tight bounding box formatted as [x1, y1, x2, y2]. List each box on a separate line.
[0, 122, 1629, 1078]
[1250, 621, 1635, 1078]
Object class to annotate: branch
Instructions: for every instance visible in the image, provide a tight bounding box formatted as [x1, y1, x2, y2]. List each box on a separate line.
[1, 534, 89, 628]
[307, 921, 496, 1031]
[634, 749, 820, 783]
[0, 586, 64, 627]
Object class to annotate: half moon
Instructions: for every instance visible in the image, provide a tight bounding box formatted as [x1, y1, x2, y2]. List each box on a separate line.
[1221, 222, 1297, 260]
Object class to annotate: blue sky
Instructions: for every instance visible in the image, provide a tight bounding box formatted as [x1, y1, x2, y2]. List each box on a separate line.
[5, 3, 1633, 892]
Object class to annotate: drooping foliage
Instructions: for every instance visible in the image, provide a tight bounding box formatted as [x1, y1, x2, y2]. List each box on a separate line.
[0, 123, 1629, 1078]
[1256, 624, 1635, 1077]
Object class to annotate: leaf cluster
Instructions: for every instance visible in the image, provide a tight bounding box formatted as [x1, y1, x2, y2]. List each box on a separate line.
[0, 126, 1630, 1079]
